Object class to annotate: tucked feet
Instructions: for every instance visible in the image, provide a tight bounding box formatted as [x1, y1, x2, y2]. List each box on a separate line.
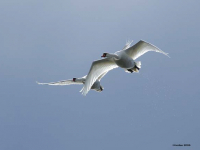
[127, 69, 133, 73]
[100, 86, 103, 91]
[135, 66, 140, 70]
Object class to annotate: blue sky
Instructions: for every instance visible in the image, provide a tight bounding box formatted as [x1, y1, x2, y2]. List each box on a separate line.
[0, 0, 200, 149]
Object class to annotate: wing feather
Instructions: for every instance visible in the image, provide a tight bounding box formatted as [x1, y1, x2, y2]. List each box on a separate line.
[81, 58, 118, 95]
[97, 71, 108, 81]
[122, 40, 133, 50]
[124, 40, 169, 60]
[36, 79, 83, 86]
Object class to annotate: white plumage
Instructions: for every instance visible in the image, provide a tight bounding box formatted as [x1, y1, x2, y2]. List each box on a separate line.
[37, 74, 105, 92]
[81, 40, 169, 96]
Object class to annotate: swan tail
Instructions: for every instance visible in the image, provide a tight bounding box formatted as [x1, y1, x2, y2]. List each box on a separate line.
[135, 61, 141, 69]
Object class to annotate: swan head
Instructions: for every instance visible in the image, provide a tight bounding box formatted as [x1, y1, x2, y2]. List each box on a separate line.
[101, 53, 108, 58]
[73, 78, 76, 82]
[101, 53, 119, 59]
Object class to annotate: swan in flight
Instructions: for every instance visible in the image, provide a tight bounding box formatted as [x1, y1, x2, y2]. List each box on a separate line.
[37, 73, 106, 93]
[81, 40, 169, 96]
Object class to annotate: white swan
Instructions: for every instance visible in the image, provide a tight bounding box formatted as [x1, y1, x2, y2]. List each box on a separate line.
[37, 73, 107, 92]
[81, 40, 169, 96]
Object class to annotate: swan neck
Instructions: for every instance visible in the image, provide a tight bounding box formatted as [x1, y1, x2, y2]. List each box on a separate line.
[108, 53, 120, 60]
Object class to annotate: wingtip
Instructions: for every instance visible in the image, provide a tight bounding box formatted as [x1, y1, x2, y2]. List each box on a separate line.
[81, 92, 87, 96]
[166, 53, 170, 58]
[162, 52, 170, 58]
[81, 88, 88, 96]
[36, 81, 45, 85]
[79, 87, 84, 93]
[140, 40, 170, 58]
[126, 40, 133, 45]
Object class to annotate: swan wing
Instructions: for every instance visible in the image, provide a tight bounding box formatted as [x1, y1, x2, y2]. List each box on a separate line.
[36, 79, 83, 86]
[124, 40, 169, 60]
[81, 58, 118, 95]
[122, 40, 133, 50]
[97, 71, 108, 81]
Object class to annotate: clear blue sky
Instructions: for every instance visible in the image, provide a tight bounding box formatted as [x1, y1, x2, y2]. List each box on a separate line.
[0, 0, 200, 149]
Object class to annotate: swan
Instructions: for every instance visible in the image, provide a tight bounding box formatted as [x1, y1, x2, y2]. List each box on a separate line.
[37, 73, 106, 93]
[81, 40, 169, 96]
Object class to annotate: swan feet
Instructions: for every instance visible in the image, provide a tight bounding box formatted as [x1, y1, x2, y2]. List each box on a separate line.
[135, 66, 140, 70]
[127, 69, 133, 73]
[127, 66, 140, 73]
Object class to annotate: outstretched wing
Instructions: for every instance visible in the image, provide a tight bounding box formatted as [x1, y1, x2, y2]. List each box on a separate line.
[124, 40, 169, 60]
[97, 71, 108, 81]
[36, 79, 83, 86]
[81, 58, 118, 96]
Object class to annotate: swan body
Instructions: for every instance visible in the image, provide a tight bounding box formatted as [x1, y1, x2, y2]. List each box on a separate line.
[81, 40, 169, 96]
[115, 52, 135, 69]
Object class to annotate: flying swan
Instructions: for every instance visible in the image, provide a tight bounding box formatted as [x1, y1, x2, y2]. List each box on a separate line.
[37, 73, 106, 93]
[81, 40, 169, 96]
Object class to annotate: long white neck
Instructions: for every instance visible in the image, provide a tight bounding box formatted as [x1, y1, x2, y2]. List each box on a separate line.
[107, 53, 120, 60]
[76, 78, 85, 84]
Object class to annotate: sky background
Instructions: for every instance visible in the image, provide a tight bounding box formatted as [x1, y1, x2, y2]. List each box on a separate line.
[0, 0, 200, 149]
